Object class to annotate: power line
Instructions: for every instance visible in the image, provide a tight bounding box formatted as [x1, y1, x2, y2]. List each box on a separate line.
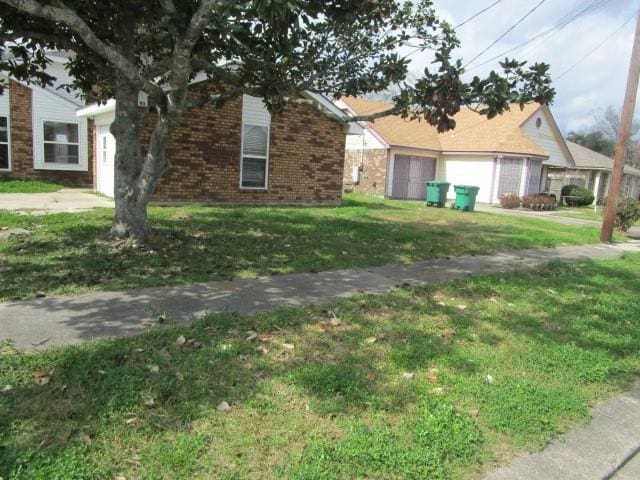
[556, 9, 638, 80]
[467, 0, 612, 72]
[464, 0, 549, 68]
[454, 0, 504, 29]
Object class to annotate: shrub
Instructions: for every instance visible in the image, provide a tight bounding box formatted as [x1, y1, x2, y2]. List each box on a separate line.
[610, 197, 640, 232]
[500, 194, 521, 209]
[561, 185, 595, 207]
[521, 195, 557, 211]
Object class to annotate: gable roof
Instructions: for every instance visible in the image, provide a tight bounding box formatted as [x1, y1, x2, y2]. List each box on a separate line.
[340, 97, 548, 157]
[566, 140, 640, 176]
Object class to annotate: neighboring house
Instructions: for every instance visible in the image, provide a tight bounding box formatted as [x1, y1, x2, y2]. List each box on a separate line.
[545, 140, 640, 204]
[0, 52, 92, 186]
[336, 97, 574, 203]
[78, 81, 361, 203]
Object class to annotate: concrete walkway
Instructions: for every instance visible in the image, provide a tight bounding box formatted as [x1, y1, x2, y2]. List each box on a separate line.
[486, 381, 640, 480]
[0, 188, 113, 214]
[2, 240, 639, 350]
[475, 203, 640, 236]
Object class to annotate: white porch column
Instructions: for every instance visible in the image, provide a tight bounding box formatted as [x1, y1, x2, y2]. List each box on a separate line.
[519, 158, 529, 197]
[491, 155, 502, 203]
[592, 171, 602, 205]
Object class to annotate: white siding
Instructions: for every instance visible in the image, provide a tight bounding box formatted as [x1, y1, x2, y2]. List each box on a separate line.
[441, 155, 496, 203]
[32, 86, 88, 171]
[43, 61, 84, 106]
[0, 82, 9, 113]
[521, 108, 572, 168]
[345, 127, 386, 151]
[242, 94, 270, 126]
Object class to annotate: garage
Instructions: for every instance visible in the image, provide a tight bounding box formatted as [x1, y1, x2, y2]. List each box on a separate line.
[444, 156, 496, 203]
[390, 154, 436, 200]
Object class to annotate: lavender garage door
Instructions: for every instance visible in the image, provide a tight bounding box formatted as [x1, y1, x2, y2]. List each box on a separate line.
[525, 159, 543, 196]
[497, 158, 523, 198]
[392, 155, 436, 200]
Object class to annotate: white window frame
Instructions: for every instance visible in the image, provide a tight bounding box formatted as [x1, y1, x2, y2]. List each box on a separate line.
[239, 122, 270, 190]
[0, 114, 10, 171]
[41, 119, 81, 167]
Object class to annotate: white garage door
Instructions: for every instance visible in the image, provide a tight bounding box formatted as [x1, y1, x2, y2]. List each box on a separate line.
[96, 125, 116, 197]
[444, 157, 495, 203]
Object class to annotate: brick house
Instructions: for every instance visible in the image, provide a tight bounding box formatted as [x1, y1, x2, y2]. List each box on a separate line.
[0, 53, 93, 186]
[78, 80, 361, 204]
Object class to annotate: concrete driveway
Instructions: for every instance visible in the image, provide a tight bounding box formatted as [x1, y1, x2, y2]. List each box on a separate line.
[0, 188, 113, 214]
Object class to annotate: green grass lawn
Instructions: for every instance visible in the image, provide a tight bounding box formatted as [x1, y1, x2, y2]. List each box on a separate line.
[0, 194, 608, 301]
[0, 179, 63, 193]
[2, 254, 640, 479]
[553, 205, 640, 227]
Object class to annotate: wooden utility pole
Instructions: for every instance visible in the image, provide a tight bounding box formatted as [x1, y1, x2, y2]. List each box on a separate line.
[601, 7, 640, 242]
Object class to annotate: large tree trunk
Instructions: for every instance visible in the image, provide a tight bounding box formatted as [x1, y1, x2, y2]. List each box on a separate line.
[109, 82, 152, 239]
[109, 82, 183, 240]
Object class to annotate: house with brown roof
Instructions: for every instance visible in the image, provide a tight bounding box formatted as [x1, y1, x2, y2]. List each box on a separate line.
[336, 97, 574, 204]
[545, 141, 640, 204]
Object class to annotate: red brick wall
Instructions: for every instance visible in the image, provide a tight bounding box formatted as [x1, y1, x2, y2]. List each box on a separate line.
[0, 80, 93, 186]
[343, 148, 388, 196]
[139, 83, 345, 204]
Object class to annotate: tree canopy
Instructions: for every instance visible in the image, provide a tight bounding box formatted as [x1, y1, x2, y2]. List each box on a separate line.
[567, 106, 640, 167]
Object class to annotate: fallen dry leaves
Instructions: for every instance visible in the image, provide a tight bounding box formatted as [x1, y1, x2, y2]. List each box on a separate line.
[32, 368, 54, 385]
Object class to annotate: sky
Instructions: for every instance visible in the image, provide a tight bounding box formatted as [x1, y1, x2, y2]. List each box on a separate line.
[407, 0, 638, 134]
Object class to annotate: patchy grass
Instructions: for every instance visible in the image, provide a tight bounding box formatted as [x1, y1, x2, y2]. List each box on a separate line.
[0, 193, 607, 301]
[0, 179, 63, 193]
[1, 254, 640, 479]
[553, 205, 640, 227]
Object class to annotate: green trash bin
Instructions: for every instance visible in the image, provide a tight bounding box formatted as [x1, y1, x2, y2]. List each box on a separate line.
[425, 181, 450, 208]
[452, 185, 480, 212]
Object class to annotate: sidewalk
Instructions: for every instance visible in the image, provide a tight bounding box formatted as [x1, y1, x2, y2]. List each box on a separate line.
[2, 240, 639, 350]
[475, 203, 640, 236]
[486, 381, 640, 480]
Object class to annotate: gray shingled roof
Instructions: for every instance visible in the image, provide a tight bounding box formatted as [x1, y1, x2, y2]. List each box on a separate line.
[565, 140, 640, 176]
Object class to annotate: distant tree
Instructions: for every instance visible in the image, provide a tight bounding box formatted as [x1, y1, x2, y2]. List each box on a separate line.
[567, 106, 640, 167]
[0, 0, 555, 240]
[566, 130, 615, 157]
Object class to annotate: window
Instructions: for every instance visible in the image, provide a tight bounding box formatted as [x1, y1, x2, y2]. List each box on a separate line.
[241, 123, 269, 189]
[0, 116, 8, 170]
[43, 121, 79, 165]
[102, 135, 108, 164]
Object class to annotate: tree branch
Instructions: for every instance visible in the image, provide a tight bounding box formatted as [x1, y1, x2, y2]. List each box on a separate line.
[0, 0, 164, 98]
[158, 0, 176, 14]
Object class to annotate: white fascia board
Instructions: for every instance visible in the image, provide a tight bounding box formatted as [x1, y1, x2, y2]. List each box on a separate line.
[301, 91, 364, 135]
[442, 150, 548, 159]
[76, 99, 116, 118]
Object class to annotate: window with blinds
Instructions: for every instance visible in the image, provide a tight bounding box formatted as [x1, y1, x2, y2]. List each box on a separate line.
[0, 116, 8, 170]
[241, 124, 269, 188]
[240, 95, 271, 189]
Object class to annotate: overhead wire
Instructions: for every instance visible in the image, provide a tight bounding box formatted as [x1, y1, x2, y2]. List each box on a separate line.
[463, 0, 548, 68]
[466, 0, 613, 72]
[555, 9, 639, 80]
[454, 0, 504, 29]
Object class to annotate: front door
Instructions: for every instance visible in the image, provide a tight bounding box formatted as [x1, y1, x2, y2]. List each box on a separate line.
[97, 125, 115, 197]
[392, 154, 436, 200]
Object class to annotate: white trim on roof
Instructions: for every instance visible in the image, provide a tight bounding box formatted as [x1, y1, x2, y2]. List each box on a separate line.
[76, 99, 115, 118]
